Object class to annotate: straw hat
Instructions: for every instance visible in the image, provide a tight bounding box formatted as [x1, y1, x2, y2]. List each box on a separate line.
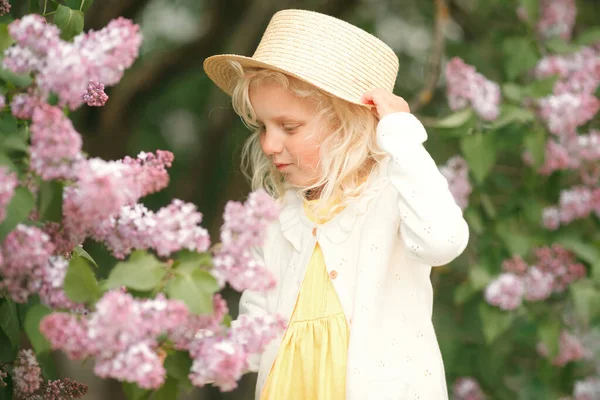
[203, 9, 399, 107]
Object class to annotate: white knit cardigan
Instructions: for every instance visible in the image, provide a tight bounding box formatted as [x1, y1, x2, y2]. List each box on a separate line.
[239, 112, 470, 400]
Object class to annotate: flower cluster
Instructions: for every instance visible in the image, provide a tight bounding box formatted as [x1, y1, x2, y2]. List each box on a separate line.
[439, 155, 472, 210]
[445, 57, 501, 121]
[452, 376, 487, 400]
[536, 330, 585, 366]
[41, 290, 286, 391]
[0, 167, 17, 223]
[536, 0, 577, 41]
[0, 0, 10, 16]
[13, 349, 43, 395]
[188, 313, 286, 391]
[30, 104, 83, 180]
[542, 186, 600, 230]
[212, 189, 279, 292]
[3, 15, 141, 110]
[484, 245, 585, 310]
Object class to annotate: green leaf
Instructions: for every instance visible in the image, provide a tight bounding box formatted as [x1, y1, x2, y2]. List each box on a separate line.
[106, 251, 167, 291]
[454, 281, 476, 305]
[503, 37, 539, 80]
[433, 108, 474, 129]
[518, 0, 539, 25]
[496, 219, 531, 256]
[569, 279, 600, 325]
[222, 314, 232, 328]
[36, 351, 58, 380]
[523, 127, 546, 169]
[166, 265, 219, 315]
[488, 104, 535, 130]
[151, 377, 178, 400]
[0, 187, 35, 241]
[460, 131, 497, 184]
[545, 37, 580, 54]
[0, 328, 18, 363]
[54, 5, 85, 41]
[469, 266, 492, 291]
[502, 83, 525, 103]
[0, 24, 14, 57]
[0, 65, 33, 88]
[537, 319, 561, 359]
[122, 382, 152, 400]
[24, 304, 52, 354]
[65, 0, 95, 12]
[464, 208, 484, 235]
[576, 28, 600, 46]
[479, 303, 516, 344]
[37, 180, 64, 223]
[165, 350, 193, 381]
[73, 245, 99, 268]
[29, 0, 41, 13]
[524, 75, 559, 98]
[0, 299, 20, 346]
[64, 256, 102, 305]
[0, 114, 16, 135]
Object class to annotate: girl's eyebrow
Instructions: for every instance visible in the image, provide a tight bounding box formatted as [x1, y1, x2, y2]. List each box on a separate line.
[257, 114, 303, 123]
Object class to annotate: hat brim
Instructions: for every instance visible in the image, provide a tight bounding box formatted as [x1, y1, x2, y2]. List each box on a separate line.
[203, 54, 371, 108]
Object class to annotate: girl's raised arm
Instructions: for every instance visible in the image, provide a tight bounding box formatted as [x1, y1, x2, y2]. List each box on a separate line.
[376, 112, 470, 266]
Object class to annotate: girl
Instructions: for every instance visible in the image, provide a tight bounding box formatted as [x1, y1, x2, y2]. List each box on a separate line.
[204, 9, 469, 400]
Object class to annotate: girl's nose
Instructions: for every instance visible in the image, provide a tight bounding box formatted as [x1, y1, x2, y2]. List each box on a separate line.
[261, 129, 284, 156]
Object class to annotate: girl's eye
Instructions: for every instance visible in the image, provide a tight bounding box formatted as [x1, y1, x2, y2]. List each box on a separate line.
[283, 125, 298, 133]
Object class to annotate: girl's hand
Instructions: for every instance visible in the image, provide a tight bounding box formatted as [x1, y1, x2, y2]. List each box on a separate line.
[360, 88, 410, 120]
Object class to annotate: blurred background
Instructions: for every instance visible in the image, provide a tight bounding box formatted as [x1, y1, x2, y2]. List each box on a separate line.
[6, 0, 600, 398]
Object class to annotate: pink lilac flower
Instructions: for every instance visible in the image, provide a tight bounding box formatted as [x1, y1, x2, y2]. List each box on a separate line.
[537, 0, 577, 41]
[537, 331, 585, 366]
[439, 155, 472, 210]
[83, 81, 109, 106]
[452, 376, 487, 400]
[445, 57, 501, 121]
[43, 378, 88, 399]
[8, 14, 60, 56]
[171, 294, 229, 349]
[538, 93, 600, 137]
[121, 150, 174, 198]
[37, 42, 90, 109]
[523, 266, 555, 301]
[188, 313, 285, 391]
[534, 244, 587, 292]
[41, 291, 189, 389]
[484, 273, 524, 310]
[13, 349, 43, 395]
[38, 256, 80, 310]
[97, 203, 157, 258]
[542, 186, 600, 229]
[0, 225, 55, 302]
[74, 17, 143, 86]
[30, 105, 83, 180]
[94, 341, 165, 389]
[150, 199, 211, 257]
[501, 255, 529, 276]
[188, 333, 247, 391]
[11, 91, 45, 119]
[573, 377, 600, 400]
[535, 47, 600, 82]
[0, 0, 10, 16]
[2, 45, 42, 74]
[0, 167, 17, 223]
[40, 313, 94, 360]
[212, 190, 279, 292]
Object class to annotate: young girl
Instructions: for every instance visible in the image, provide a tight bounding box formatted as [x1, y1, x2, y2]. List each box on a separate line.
[204, 9, 469, 400]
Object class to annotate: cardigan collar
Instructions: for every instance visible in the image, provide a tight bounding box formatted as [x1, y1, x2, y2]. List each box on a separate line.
[278, 160, 390, 252]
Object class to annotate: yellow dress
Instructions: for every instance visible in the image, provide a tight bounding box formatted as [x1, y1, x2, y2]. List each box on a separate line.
[260, 200, 349, 400]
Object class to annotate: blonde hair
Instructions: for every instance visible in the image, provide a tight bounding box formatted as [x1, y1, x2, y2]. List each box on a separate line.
[229, 60, 387, 218]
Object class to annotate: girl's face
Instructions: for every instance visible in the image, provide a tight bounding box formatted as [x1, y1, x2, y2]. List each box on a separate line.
[249, 80, 329, 188]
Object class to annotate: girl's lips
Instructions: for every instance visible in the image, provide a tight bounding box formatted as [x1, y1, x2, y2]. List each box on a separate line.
[276, 163, 290, 170]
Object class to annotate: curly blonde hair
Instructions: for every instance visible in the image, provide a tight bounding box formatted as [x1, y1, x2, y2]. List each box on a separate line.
[228, 60, 387, 217]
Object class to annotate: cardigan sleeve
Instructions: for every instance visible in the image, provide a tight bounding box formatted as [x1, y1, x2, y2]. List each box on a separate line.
[237, 246, 268, 372]
[375, 112, 469, 266]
